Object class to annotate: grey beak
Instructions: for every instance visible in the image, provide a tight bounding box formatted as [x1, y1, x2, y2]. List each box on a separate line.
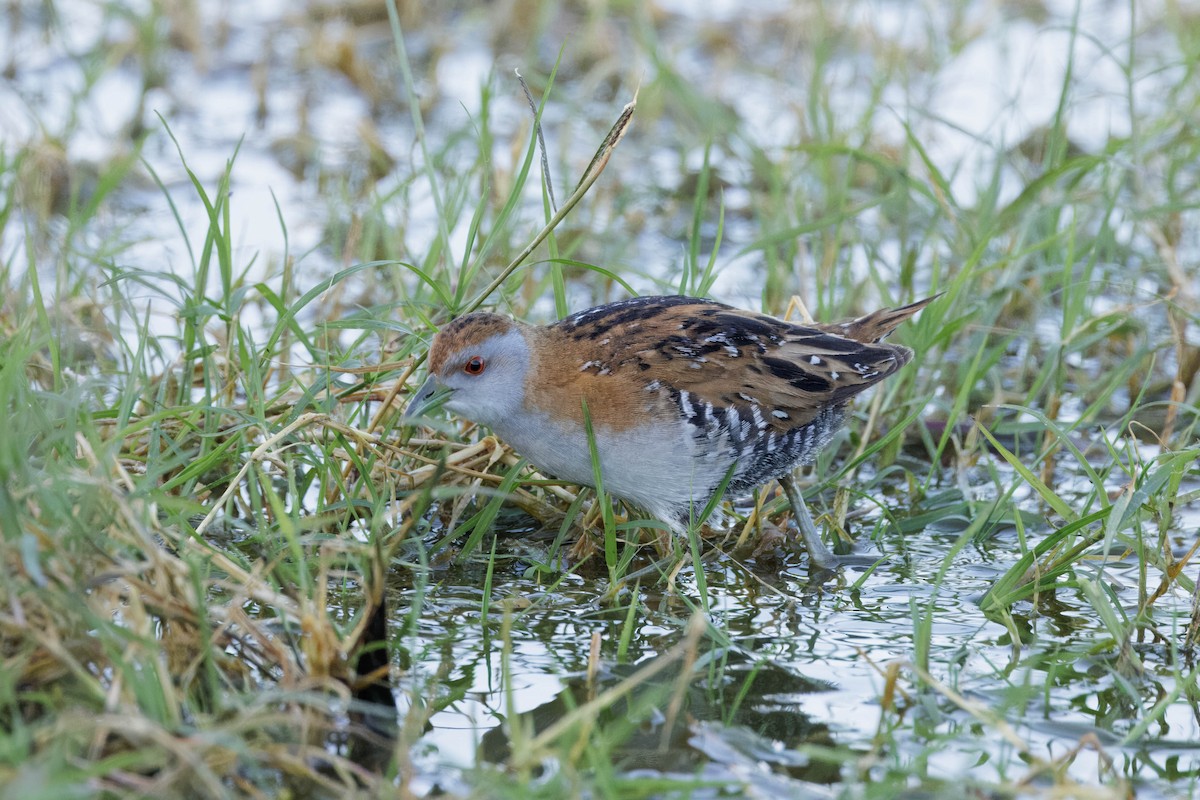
[403, 376, 449, 422]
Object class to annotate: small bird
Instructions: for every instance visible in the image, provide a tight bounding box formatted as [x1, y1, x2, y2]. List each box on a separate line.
[405, 294, 935, 566]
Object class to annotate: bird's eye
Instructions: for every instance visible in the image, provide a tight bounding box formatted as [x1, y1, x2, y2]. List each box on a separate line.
[463, 356, 486, 375]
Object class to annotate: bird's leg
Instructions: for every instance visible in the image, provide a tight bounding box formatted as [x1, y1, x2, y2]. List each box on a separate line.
[778, 473, 840, 570]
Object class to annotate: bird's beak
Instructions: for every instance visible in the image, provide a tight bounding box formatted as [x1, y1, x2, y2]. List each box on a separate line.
[403, 376, 450, 422]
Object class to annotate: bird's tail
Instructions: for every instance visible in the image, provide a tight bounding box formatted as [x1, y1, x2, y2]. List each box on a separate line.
[828, 294, 941, 344]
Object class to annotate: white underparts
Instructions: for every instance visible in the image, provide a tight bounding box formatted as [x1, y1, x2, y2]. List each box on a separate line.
[490, 407, 731, 532]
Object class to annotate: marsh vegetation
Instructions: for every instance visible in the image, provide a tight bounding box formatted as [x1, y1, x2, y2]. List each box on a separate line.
[2, 1, 1199, 797]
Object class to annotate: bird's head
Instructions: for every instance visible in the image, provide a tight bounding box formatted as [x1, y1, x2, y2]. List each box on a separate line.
[404, 312, 532, 428]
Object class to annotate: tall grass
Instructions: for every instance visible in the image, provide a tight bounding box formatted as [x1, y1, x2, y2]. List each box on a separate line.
[0, 1, 1197, 798]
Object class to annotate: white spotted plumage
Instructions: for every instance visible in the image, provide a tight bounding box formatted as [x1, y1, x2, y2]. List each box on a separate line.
[406, 294, 936, 541]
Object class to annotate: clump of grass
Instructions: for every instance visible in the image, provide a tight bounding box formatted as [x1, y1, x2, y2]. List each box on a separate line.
[2, 1, 1200, 798]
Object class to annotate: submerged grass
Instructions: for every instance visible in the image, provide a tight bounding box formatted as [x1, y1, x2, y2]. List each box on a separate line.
[2, 0, 1200, 798]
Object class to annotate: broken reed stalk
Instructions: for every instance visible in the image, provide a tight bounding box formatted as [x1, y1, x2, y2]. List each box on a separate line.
[364, 89, 637, 439]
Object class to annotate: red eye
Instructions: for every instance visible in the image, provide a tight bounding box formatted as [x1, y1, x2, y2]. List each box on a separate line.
[463, 356, 486, 375]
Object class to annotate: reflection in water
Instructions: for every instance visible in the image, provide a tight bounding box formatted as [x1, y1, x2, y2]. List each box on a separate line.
[477, 653, 839, 784]
[378, 486, 1198, 797]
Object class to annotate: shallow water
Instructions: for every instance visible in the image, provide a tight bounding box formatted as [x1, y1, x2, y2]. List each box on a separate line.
[7, 1, 1190, 310]
[381, 495, 1197, 796]
[6, 1, 1199, 796]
